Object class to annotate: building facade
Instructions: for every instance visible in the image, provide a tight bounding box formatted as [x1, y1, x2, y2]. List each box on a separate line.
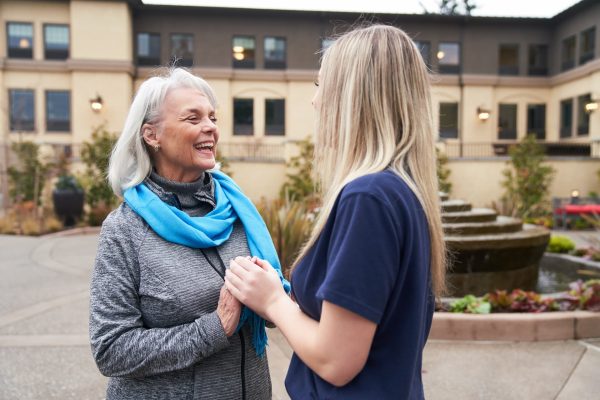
[1, 0, 599, 206]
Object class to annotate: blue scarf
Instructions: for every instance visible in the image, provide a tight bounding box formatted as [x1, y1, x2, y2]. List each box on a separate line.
[123, 170, 290, 357]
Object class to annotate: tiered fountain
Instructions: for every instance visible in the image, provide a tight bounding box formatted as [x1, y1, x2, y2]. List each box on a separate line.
[442, 194, 551, 297]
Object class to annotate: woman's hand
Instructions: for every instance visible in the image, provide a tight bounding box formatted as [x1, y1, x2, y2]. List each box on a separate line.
[225, 256, 287, 321]
[216, 285, 242, 337]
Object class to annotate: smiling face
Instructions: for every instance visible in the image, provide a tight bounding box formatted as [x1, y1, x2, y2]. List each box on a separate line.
[143, 87, 219, 182]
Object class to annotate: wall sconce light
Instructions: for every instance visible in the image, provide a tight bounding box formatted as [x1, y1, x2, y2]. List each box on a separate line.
[570, 189, 580, 204]
[585, 100, 598, 113]
[477, 107, 491, 121]
[90, 95, 103, 112]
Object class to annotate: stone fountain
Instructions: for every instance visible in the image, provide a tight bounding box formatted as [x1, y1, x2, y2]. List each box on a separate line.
[442, 194, 550, 297]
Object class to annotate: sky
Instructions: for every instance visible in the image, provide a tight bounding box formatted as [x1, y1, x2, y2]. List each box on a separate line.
[142, 0, 582, 18]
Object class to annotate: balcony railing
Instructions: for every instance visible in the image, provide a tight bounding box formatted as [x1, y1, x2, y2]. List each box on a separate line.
[216, 142, 285, 162]
[440, 141, 596, 159]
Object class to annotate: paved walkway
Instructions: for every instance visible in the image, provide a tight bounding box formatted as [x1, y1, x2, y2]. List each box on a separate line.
[0, 232, 599, 399]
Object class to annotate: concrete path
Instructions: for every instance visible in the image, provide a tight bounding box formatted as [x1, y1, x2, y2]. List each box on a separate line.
[0, 232, 599, 399]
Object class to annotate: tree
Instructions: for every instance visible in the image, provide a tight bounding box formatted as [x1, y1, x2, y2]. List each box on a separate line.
[425, 0, 477, 16]
[436, 148, 452, 195]
[7, 141, 52, 205]
[80, 126, 118, 209]
[280, 138, 319, 206]
[501, 135, 554, 219]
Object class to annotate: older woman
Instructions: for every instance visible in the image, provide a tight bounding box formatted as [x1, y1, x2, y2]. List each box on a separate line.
[225, 25, 446, 399]
[89, 68, 288, 400]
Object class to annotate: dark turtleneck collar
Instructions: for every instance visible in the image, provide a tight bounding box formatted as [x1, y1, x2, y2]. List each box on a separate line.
[144, 170, 216, 211]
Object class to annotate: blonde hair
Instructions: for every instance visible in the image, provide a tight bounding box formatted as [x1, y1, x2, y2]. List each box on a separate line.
[108, 68, 217, 196]
[297, 25, 447, 297]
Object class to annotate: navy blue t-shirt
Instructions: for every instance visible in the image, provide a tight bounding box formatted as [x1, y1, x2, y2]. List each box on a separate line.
[285, 170, 434, 399]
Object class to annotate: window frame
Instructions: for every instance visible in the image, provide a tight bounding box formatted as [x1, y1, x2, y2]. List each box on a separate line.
[169, 33, 194, 67]
[498, 103, 518, 140]
[498, 44, 519, 76]
[526, 104, 546, 140]
[414, 40, 431, 69]
[233, 98, 254, 136]
[561, 35, 576, 71]
[7, 21, 34, 59]
[45, 90, 71, 132]
[9, 89, 35, 132]
[560, 98, 574, 139]
[527, 44, 548, 76]
[438, 102, 459, 139]
[232, 35, 256, 69]
[136, 32, 161, 66]
[579, 27, 596, 65]
[437, 42, 461, 74]
[265, 98, 285, 136]
[264, 36, 287, 69]
[43, 23, 69, 60]
[577, 94, 591, 136]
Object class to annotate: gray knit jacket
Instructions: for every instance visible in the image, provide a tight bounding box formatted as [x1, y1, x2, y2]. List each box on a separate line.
[89, 172, 271, 400]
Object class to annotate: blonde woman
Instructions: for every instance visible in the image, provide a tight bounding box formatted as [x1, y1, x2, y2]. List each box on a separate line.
[225, 25, 446, 399]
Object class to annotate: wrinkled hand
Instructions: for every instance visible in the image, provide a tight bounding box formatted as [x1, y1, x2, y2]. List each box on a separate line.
[217, 285, 242, 337]
[225, 256, 287, 320]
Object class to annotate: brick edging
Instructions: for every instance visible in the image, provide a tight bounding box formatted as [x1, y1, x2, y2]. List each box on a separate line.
[430, 311, 600, 341]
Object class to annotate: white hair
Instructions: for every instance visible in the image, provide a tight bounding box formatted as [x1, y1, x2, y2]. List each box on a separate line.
[108, 67, 218, 196]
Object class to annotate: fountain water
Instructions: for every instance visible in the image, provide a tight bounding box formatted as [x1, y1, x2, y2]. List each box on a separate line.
[442, 194, 551, 296]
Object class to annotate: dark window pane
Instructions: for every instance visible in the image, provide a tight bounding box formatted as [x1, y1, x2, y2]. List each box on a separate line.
[265, 99, 285, 136]
[528, 45, 548, 76]
[7, 22, 33, 59]
[560, 99, 573, 138]
[499, 44, 519, 75]
[415, 40, 431, 68]
[264, 37, 286, 69]
[9, 89, 35, 132]
[561, 36, 576, 71]
[170, 34, 193, 67]
[498, 104, 517, 140]
[46, 91, 70, 132]
[527, 104, 545, 140]
[577, 94, 591, 136]
[439, 102, 458, 139]
[44, 24, 69, 60]
[437, 42, 460, 74]
[580, 27, 595, 65]
[232, 36, 255, 69]
[137, 33, 161, 66]
[234, 98, 253, 135]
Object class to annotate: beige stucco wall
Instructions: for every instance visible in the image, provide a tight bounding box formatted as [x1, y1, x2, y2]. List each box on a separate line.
[228, 161, 287, 201]
[70, 0, 132, 61]
[0, 0, 70, 60]
[448, 158, 600, 208]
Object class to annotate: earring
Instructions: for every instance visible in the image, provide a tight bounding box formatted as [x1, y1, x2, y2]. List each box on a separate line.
[153, 144, 160, 152]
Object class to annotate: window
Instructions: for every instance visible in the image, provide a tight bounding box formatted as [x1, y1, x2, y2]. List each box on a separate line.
[498, 104, 517, 140]
[527, 104, 545, 140]
[560, 99, 573, 138]
[232, 36, 255, 68]
[264, 37, 286, 69]
[561, 35, 576, 71]
[321, 38, 335, 52]
[265, 99, 285, 135]
[46, 91, 70, 132]
[528, 45, 548, 76]
[499, 44, 519, 75]
[439, 103, 458, 139]
[44, 24, 69, 60]
[233, 98, 253, 135]
[437, 42, 460, 74]
[9, 89, 35, 132]
[7, 22, 33, 59]
[170, 34, 193, 67]
[415, 41, 431, 68]
[580, 27, 595, 65]
[577, 94, 591, 136]
[137, 33, 160, 66]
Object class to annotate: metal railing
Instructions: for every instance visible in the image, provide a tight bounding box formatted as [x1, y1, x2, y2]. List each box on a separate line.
[440, 140, 596, 159]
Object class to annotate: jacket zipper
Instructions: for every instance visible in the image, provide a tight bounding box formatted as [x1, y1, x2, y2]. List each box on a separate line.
[200, 248, 247, 400]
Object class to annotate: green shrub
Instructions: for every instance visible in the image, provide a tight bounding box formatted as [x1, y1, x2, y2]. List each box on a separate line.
[80, 126, 118, 212]
[547, 235, 576, 253]
[501, 135, 554, 219]
[436, 148, 452, 195]
[449, 295, 491, 314]
[280, 138, 318, 204]
[7, 141, 52, 205]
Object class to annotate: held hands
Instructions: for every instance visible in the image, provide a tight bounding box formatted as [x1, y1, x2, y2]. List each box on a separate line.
[217, 285, 242, 337]
[225, 256, 287, 320]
